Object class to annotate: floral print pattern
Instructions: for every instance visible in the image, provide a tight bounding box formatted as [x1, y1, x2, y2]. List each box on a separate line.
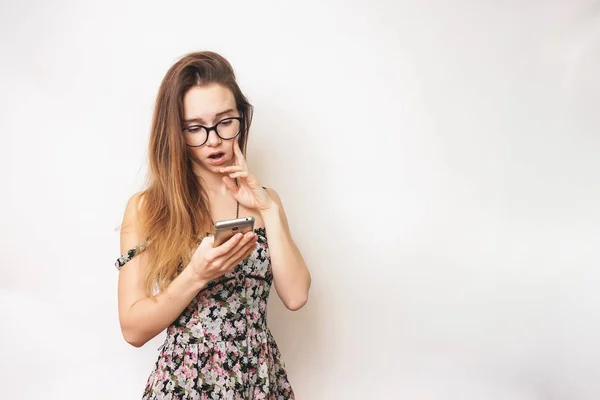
[117, 228, 294, 399]
[115, 243, 147, 270]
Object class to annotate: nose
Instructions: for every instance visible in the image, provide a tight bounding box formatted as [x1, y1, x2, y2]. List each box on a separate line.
[205, 128, 221, 146]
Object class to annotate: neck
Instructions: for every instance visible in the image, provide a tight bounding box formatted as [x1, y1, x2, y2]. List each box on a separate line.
[194, 167, 239, 224]
[193, 161, 236, 198]
[195, 170, 226, 194]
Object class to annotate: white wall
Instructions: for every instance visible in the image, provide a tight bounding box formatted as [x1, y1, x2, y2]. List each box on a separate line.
[1, 0, 599, 398]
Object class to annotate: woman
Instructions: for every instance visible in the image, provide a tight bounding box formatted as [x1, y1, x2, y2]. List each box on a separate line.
[115, 51, 311, 399]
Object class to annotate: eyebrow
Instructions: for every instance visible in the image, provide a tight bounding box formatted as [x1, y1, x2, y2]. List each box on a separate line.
[183, 109, 235, 124]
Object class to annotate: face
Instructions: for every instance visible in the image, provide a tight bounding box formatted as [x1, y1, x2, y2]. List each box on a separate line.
[182, 83, 241, 174]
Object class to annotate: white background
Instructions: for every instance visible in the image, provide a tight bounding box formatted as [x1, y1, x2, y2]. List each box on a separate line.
[1, 0, 599, 399]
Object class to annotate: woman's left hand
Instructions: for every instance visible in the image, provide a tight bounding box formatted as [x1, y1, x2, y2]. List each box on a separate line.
[220, 139, 274, 212]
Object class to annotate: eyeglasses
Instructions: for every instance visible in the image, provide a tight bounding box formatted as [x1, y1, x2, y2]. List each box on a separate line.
[182, 117, 242, 147]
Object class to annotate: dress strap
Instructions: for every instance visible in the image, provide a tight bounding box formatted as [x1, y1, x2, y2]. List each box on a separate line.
[115, 243, 148, 270]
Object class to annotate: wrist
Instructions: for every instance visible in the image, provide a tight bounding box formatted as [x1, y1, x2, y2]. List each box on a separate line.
[259, 200, 279, 216]
[179, 264, 208, 293]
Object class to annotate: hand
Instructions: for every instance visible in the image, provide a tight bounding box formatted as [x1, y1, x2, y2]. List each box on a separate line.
[220, 139, 274, 212]
[188, 231, 258, 282]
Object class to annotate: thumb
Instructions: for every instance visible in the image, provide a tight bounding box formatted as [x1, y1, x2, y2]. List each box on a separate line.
[191, 235, 214, 264]
[198, 235, 214, 250]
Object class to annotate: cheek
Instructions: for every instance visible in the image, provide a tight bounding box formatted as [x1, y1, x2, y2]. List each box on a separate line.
[187, 148, 204, 164]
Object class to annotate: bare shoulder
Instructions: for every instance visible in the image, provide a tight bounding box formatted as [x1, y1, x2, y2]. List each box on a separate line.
[124, 191, 146, 218]
[120, 192, 147, 254]
[264, 187, 284, 208]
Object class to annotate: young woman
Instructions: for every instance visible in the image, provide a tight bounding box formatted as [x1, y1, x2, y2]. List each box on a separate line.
[115, 51, 311, 399]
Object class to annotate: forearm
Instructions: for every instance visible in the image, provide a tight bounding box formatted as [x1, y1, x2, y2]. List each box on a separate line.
[120, 267, 206, 347]
[261, 204, 311, 310]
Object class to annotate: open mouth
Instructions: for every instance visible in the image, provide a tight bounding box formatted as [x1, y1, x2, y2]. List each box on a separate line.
[207, 152, 226, 165]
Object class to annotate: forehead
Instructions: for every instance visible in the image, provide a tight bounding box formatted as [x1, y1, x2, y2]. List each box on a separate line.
[182, 83, 236, 122]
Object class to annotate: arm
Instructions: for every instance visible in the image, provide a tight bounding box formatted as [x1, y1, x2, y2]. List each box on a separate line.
[117, 194, 208, 347]
[117, 193, 257, 347]
[262, 188, 311, 311]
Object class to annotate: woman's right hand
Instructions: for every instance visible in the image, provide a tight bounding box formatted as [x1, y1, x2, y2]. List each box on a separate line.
[188, 231, 258, 283]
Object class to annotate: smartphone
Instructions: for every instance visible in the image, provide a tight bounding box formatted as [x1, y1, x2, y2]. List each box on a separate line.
[213, 216, 255, 247]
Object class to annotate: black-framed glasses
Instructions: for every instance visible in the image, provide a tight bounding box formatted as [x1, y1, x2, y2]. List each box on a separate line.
[182, 117, 243, 147]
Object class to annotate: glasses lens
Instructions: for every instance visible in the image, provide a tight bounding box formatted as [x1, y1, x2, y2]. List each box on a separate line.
[216, 118, 241, 140]
[184, 126, 208, 147]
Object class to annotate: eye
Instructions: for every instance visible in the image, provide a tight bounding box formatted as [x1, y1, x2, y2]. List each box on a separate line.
[186, 125, 203, 133]
[219, 119, 234, 127]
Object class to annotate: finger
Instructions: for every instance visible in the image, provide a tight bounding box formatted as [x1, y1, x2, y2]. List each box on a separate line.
[219, 166, 244, 174]
[211, 232, 243, 255]
[221, 231, 255, 255]
[222, 233, 257, 268]
[233, 139, 247, 168]
[191, 235, 215, 264]
[222, 176, 238, 194]
[228, 171, 249, 179]
[198, 235, 215, 249]
[217, 237, 253, 272]
[224, 241, 257, 271]
[194, 236, 215, 259]
[243, 243, 256, 258]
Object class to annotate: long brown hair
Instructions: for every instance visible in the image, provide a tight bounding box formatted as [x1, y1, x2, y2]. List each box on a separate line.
[140, 51, 253, 296]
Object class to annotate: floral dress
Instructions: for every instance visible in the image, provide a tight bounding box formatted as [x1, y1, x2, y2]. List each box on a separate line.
[115, 227, 295, 399]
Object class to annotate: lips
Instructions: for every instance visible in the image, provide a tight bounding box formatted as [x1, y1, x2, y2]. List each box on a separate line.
[207, 151, 226, 165]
